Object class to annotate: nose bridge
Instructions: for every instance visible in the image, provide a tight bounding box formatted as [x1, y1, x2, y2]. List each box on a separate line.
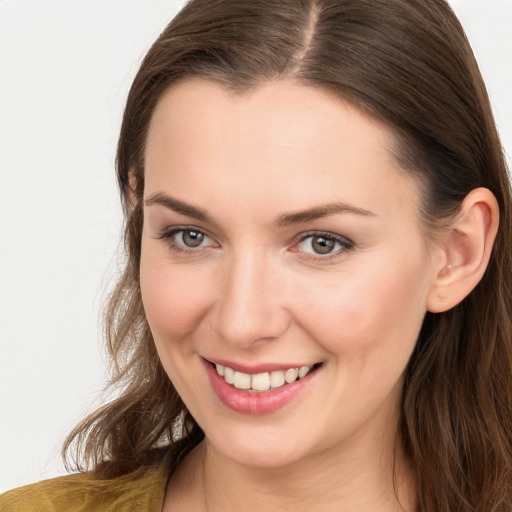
[215, 245, 288, 347]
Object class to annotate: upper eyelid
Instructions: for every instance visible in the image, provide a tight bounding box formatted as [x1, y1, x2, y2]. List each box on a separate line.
[156, 230, 219, 261]
[157, 225, 218, 248]
[295, 230, 353, 245]
[158, 225, 212, 238]
[291, 231, 355, 259]
[158, 227, 351, 240]
[157, 226, 354, 252]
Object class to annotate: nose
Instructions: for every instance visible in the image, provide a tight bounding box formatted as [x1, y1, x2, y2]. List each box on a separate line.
[213, 249, 290, 349]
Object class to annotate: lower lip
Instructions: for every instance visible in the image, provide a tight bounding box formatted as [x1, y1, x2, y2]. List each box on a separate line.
[204, 360, 319, 415]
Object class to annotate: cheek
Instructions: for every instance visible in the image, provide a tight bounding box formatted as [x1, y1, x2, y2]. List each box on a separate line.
[139, 243, 214, 341]
[294, 251, 430, 359]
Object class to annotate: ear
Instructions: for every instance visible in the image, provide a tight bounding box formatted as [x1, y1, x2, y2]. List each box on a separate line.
[427, 187, 499, 313]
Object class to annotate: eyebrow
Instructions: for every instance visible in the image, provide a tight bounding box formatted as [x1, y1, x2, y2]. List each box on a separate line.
[144, 192, 376, 226]
[274, 203, 377, 227]
[145, 192, 210, 221]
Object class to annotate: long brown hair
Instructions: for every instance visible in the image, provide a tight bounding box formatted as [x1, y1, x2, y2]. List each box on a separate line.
[64, 0, 512, 509]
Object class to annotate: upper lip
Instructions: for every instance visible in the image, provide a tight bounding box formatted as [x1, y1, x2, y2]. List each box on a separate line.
[204, 357, 320, 374]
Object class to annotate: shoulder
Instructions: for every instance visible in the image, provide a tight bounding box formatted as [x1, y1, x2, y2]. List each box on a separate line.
[0, 465, 168, 512]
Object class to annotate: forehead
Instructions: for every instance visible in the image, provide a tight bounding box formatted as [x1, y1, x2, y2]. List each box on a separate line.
[144, 79, 420, 224]
[146, 79, 394, 164]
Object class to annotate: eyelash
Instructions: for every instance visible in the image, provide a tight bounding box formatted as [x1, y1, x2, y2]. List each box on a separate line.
[157, 226, 355, 261]
[157, 225, 218, 255]
[291, 231, 354, 261]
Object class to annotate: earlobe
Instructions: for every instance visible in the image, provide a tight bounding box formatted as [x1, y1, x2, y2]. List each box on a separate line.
[427, 188, 499, 313]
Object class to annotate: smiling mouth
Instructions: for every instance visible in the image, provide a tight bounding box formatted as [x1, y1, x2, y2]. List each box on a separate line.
[212, 362, 322, 392]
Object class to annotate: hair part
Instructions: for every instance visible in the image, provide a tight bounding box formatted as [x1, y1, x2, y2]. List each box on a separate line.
[64, 1, 512, 509]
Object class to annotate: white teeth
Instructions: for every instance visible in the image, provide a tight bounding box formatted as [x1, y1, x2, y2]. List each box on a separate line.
[223, 366, 235, 384]
[269, 370, 285, 389]
[284, 368, 299, 383]
[298, 365, 310, 378]
[214, 363, 315, 392]
[233, 371, 251, 389]
[251, 372, 271, 391]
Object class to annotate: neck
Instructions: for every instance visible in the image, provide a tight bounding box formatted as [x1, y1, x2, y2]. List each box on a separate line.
[166, 424, 416, 512]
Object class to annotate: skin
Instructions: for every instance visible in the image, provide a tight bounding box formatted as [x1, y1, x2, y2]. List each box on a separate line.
[139, 79, 445, 511]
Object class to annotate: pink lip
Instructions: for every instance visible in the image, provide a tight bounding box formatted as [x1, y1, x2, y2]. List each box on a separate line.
[203, 359, 319, 415]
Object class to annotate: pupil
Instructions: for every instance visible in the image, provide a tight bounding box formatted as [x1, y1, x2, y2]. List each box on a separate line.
[182, 230, 204, 247]
[312, 236, 334, 254]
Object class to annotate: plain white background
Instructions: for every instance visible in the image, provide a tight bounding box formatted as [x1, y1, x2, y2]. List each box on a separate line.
[0, 0, 511, 492]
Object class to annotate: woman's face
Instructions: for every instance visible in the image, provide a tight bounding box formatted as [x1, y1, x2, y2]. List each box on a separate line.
[140, 79, 439, 468]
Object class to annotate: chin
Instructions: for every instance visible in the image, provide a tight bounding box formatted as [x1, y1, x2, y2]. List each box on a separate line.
[214, 440, 305, 469]
[202, 421, 317, 470]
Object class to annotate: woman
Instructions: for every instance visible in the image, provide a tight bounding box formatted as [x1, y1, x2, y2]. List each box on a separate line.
[2, 0, 511, 510]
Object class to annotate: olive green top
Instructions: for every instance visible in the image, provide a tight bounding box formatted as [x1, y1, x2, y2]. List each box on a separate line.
[0, 465, 168, 512]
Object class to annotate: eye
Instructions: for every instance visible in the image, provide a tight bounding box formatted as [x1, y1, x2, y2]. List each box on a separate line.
[294, 232, 353, 258]
[158, 226, 217, 252]
[179, 229, 205, 247]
